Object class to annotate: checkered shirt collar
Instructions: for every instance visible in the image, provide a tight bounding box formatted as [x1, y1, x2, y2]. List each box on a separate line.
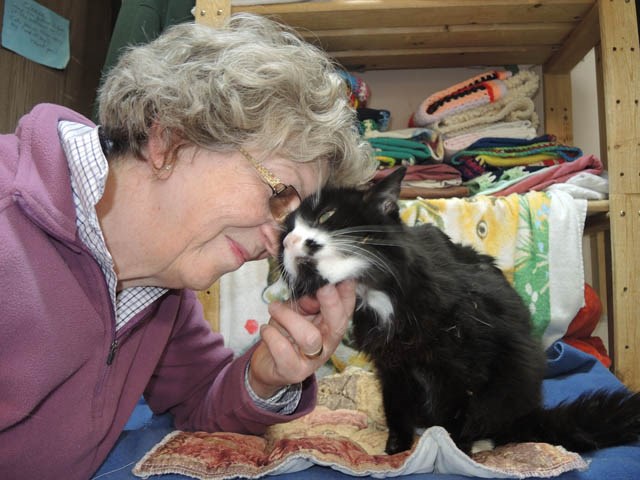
[58, 121, 166, 332]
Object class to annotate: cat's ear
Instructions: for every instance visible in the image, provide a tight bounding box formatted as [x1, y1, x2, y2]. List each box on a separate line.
[365, 166, 406, 216]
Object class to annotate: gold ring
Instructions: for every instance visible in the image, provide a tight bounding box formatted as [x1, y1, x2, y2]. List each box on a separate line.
[302, 345, 324, 360]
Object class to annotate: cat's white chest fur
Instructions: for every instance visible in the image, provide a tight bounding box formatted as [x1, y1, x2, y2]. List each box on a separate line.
[356, 285, 394, 323]
[282, 218, 368, 283]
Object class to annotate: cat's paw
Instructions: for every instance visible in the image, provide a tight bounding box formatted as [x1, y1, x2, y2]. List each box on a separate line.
[470, 439, 495, 454]
[385, 431, 413, 455]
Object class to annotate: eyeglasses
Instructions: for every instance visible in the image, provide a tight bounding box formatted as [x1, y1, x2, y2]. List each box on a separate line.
[239, 147, 302, 224]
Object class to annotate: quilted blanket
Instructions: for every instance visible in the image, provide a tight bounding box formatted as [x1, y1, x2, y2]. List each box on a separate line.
[132, 367, 587, 479]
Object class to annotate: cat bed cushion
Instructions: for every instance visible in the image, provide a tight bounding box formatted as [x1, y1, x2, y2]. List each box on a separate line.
[94, 342, 640, 479]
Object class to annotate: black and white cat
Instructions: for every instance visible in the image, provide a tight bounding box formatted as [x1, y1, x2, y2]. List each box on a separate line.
[278, 167, 640, 455]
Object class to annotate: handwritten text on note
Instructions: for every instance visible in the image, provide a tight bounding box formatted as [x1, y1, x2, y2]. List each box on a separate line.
[1, 0, 70, 69]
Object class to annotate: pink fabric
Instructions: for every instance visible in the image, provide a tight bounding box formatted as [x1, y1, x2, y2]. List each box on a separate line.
[373, 164, 461, 182]
[493, 154, 603, 196]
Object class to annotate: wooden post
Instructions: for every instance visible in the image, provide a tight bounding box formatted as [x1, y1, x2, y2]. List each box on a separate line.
[543, 73, 573, 146]
[598, 0, 640, 390]
[194, 0, 231, 332]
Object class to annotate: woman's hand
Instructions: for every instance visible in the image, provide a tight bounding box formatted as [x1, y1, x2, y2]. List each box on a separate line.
[248, 279, 356, 399]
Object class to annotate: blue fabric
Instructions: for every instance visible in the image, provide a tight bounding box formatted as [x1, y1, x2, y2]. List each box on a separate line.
[92, 342, 640, 479]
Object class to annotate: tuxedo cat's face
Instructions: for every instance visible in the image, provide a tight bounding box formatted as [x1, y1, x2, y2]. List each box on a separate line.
[278, 167, 405, 297]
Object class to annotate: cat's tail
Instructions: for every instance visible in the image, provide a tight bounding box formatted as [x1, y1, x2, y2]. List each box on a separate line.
[501, 389, 640, 452]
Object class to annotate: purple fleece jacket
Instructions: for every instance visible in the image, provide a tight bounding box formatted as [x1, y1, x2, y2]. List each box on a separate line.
[0, 104, 316, 480]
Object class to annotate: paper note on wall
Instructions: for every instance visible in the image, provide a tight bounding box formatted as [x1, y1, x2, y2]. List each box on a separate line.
[1, 0, 70, 69]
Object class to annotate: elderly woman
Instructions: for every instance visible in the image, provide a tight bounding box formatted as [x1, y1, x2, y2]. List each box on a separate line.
[0, 13, 375, 480]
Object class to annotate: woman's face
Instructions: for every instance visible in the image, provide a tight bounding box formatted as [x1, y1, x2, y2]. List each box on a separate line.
[137, 148, 323, 291]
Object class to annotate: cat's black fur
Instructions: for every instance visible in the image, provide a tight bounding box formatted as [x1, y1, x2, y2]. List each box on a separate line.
[278, 167, 640, 455]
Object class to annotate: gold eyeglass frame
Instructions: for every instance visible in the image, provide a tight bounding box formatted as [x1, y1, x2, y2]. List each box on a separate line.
[238, 147, 301, 223]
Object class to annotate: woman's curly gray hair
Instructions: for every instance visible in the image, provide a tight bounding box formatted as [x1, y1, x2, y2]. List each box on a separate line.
[97, 13, 375, 187]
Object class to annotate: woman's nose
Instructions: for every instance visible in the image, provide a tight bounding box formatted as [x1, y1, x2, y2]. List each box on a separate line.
[261, 222, 282, 257]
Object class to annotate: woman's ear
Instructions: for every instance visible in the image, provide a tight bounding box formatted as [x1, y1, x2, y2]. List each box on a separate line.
[146, 122, 171, 171]
[146, 123, 185, 176]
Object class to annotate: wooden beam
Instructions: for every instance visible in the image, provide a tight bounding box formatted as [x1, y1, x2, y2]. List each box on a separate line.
[304, 23, 573, 53]
[193, 0, 230, 332]
[544, 2, 600, 73]
[598, 0, 640, 389]
[233, 1, 594, 30]
[197, 282, 221, 333]
[332, 46, 553, 72]
[543, 73, 574, 145]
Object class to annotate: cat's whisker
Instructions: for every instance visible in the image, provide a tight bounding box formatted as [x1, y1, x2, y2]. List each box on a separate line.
[334, 225, 406, 236]
[468, 315, 494, 328]
[331, 234, 404, 246]
[357, 238, 405, 247]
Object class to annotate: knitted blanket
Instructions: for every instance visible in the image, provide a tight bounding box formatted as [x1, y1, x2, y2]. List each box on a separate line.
[423, 70, 540, 137]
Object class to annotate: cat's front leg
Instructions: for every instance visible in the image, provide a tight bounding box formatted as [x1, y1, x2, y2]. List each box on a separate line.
[379, 370, 418, 454]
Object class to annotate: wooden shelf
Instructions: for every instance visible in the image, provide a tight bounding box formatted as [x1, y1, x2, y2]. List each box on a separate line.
[233, 0, 598, 71]
[225, 0, 640, 390]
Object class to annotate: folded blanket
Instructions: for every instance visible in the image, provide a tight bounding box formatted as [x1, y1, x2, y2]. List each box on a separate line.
[450, 136, 582, 164]
[492, 154, 604, 197]
[449, 137, 583, 183]
[399, 184, 470, 199]
[413, 70, 513, 126]
[443, 121, 538, 159]
[374, 164, 461, 183]
[92, 340, 640, 479]
[373, 164, 467, 199]
[425, 70, 540, 137]
[365, 128, 445, 164]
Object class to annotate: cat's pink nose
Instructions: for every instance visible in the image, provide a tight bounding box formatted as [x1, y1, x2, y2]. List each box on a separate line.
[283, 233, 302, 249]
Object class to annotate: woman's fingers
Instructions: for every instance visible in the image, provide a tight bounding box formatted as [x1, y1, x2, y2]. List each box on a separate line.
[315, 280, 356, 343]
[268, 302, 323, 358]
[250, 280, 357, 395]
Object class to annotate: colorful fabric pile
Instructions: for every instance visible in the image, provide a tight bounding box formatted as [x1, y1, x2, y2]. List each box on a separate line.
[365, 127, 443, 166]
[447, 133, 587, 194]
[373, 164, 468, 199]
[338, 70, 390, 134]
[402, 68, 608, 198]
[346, 67, 606, 200]
[343, 72, 461, 198]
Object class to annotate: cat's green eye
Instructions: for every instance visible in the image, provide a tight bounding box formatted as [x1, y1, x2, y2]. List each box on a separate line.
[318, 209, 336, 224]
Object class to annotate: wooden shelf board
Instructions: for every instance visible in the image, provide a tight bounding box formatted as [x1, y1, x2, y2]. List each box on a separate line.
[233, 0, 596, 70]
